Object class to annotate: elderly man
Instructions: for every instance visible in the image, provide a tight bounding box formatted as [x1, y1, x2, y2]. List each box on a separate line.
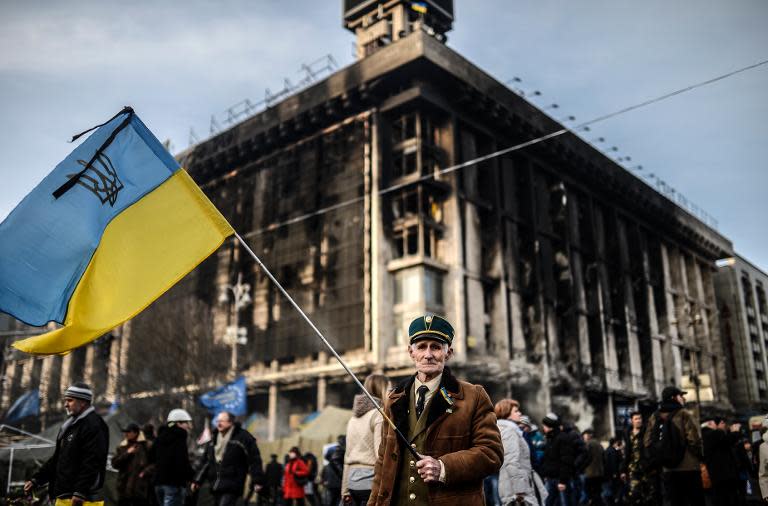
[24, 382, 110, 505]
[370, 314, 503, 506]
[192, 411, 265, 506]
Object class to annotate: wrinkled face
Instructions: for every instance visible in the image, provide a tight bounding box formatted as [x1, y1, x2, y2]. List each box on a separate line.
[216, 413, 234, 433]
[408, 339, 452, 378]
[510, 405, 522, 422]
[631, 414, 643, 429]
[64, 397, 88, 417]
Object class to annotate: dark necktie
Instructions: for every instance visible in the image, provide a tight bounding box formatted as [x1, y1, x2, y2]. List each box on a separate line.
[415, 385, 429, 419]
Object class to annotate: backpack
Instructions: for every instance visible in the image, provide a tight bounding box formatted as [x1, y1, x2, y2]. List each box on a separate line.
[649, 412, 687, 468]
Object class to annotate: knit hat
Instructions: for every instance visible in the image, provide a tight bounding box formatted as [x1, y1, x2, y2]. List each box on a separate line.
[64, 382, 93, 403]
[661, 386, 686, 401]
[542, 412, 560, 428]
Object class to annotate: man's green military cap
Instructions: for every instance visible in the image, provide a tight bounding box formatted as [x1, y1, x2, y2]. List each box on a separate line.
[408, 314, 454, 346]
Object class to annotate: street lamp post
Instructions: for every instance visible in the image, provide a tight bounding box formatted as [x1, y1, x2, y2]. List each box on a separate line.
[219, 273, 252, 379]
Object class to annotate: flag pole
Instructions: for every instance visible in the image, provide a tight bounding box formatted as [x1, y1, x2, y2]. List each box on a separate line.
[234, 232, 420, 461]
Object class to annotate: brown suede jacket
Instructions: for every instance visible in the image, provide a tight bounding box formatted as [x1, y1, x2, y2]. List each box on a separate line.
[370, 368, 503, 506]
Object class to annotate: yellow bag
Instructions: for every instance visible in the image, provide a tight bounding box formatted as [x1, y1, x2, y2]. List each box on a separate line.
[55, 499, 104, 506]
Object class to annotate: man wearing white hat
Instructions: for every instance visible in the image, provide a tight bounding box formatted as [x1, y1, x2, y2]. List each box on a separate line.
[24, 382, 110, 506]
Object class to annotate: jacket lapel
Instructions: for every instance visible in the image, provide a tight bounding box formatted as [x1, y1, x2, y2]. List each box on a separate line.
[424, 367, 461, 430]
[390, 375, 414, 438]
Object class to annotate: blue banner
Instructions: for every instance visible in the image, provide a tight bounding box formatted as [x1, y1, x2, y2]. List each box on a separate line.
[5, 389, 40, 422]
[199, 376, 247, 418]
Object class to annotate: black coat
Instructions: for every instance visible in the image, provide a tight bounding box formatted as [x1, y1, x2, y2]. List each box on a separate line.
[150, 425, 194, 487]
[603, 446, 623, 480]
[265, 460, 284, 488]
[32, 408, 109, 501]
[539, 428, 575, 484]
[702, 427, 740, 485]
[194, 424, 265, 494]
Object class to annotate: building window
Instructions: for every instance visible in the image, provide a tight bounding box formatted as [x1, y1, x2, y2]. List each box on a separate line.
[392, 113, 417, 144]
[392, 147, 418, 179]
[424, 269, 444, 307]
[394, 269, 421, 305]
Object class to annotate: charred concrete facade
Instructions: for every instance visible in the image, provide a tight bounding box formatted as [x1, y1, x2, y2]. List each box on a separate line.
[713, 255, 768, 413]
[1, 17, 734, 436]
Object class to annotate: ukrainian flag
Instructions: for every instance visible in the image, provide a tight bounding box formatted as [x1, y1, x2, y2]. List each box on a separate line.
[0, 108, 233, 355]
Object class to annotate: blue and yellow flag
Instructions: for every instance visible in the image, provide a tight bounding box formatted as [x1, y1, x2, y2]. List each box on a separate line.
[0, 108, 233, 355]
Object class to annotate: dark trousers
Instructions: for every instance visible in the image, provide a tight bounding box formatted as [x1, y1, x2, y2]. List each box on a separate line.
[325, 488, 341, 506]
[664, 470, 704, 506]
[711, 480, 745, 506]
[584, 477, 604, 505]
[213, 493, 241, 506]
[285, 500, 305, 506]
[348, 490, 371, 506]
[119, 498, 149, 506]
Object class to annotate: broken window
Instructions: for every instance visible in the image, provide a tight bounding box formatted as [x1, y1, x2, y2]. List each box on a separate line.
[392, 147, 418, 179]
[390, 185, 445, 261]
[392, 113, 417, 145]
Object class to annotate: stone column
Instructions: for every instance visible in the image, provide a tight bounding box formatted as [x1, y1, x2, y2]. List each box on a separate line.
[1, 360, 18, 409]
[83, 344, 96, 388]
[593, 207, 619, 389]
[268, 359, 279, 441]
[568, 193, 592, 372]
[617, 220, 643, 392]
[59, 353, 73, 394]
[660, 243, 683, 385]
[317, 376, 327, 411]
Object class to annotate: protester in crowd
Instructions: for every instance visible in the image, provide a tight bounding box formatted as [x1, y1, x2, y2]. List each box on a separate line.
[370, 314, 503, 505]
[284, 447, 310, 506]
[539, 413, 575, 506]
[759, 418, 768, 503]
[192, 411, 265, 506]
[322, 442, 344, 506]
[581, 429, 604, 506]
[112, 422, 152, 506]
[737, 437, 760, 504]
[562, 423, 589, 506]
[341, 373, 389, 506]
[496, 399, 543, 506]
[149, 408, 195, 506]
[524, 418, 547, 473]
[620, 411, 657, 506]
[264, 454, 284, 506]
[602, 438, 624, 506]
[24, 383, 109, 506]
[643, 386, 703, 506]
[701, 416, 742, 506]
[304, 452, 320, 506]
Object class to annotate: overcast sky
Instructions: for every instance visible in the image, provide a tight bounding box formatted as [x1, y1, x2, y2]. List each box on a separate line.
[1, 1, 766, 269]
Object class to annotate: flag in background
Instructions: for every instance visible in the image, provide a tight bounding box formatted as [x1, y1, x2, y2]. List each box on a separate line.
[5, 389, 40, 422]
[411, 1, 428, 14]
[0, 108, 234, 355]
[199, 376, 247, 420]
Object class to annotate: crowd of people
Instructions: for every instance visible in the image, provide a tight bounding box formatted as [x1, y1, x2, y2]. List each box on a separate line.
[20, 315, 768, 506]
[481, 386, 768, 506]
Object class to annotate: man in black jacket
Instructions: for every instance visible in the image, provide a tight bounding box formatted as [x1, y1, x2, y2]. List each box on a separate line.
[702, 417, 742, 506]
[24, 383, 109, 505]
[150, 408, 195, 506]
[192, 411, 265, 506]
[540, 413, 575, 506]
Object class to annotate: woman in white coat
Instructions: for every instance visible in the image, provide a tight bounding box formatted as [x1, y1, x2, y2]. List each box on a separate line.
[495, 399, 542, 506]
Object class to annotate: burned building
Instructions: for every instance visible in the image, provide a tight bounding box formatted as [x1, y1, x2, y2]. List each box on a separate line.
[1, 0, 734, 437]
[713, 255, 768, 413]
